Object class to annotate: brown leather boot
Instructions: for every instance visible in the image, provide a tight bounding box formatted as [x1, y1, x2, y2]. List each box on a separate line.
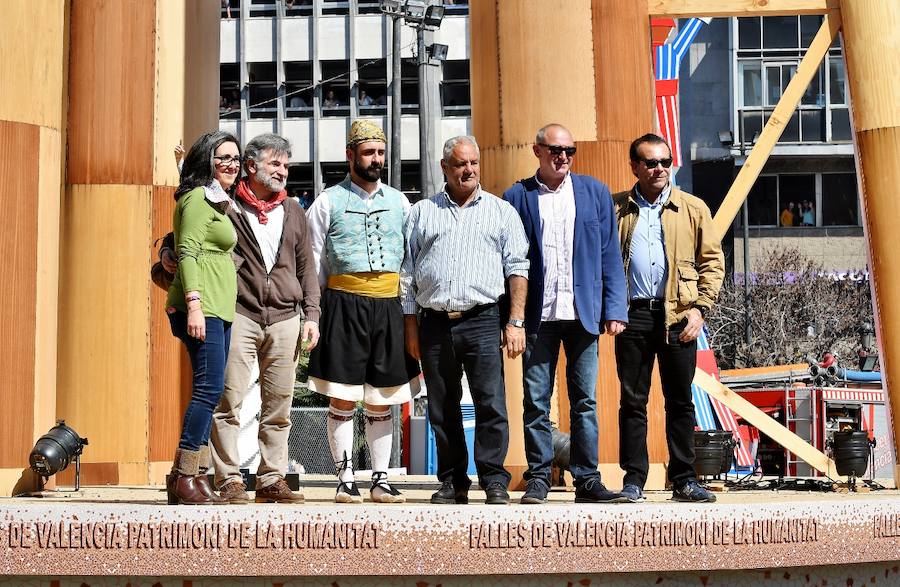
[168, 449, 224, 505]
[194, 445, 226, 503]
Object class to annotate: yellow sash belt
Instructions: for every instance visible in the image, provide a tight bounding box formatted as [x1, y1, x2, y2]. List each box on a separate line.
[327, 272, 399, 298]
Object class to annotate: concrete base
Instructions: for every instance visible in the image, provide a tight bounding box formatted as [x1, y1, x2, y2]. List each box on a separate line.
[0, 480, 898, 576]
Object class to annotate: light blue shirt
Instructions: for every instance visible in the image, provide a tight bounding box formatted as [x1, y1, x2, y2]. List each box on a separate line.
[400, 186, 530, 313]
[628, 184, 671, 300]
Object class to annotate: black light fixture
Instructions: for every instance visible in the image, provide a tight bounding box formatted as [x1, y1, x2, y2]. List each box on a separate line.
[29, 420, 89, 491]
[428, 42, 449, 62]
[717, 130, 734, 148]
[423, 4, 445, 28]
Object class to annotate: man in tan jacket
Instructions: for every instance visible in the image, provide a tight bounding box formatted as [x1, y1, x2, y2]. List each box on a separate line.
[613, 133, 724, 504]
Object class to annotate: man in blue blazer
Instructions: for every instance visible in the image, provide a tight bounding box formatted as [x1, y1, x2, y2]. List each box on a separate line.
[504, 123, 629, 504]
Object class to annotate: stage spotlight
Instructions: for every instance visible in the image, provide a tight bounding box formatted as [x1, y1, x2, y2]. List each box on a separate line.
[828, 430, 874, 491]
[29, 420, 89, 491]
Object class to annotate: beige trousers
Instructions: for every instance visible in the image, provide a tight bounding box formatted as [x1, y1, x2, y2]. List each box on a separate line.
[211, 313, 302, 489]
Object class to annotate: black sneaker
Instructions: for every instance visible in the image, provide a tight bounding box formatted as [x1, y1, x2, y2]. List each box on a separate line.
[574, 477, 628, 503]
[430, 480, 469, 504]
[484, 481, 510, 505]
[672, 480, 716, 503]
[520, 478, 549, 504]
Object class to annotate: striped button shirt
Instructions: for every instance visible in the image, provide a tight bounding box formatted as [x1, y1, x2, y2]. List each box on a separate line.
[400, 186, 530, 314]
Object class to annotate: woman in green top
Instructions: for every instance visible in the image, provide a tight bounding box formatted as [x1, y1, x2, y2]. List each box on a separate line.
[166, 131, 241, 505]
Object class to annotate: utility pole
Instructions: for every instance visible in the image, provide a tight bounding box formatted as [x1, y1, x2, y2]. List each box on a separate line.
[416, 27, 437, 201]
[390, 17, 402, 189]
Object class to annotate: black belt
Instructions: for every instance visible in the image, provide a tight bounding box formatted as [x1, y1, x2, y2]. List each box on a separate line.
[629, 298, 665, 311]
[422, 303, 496, 321]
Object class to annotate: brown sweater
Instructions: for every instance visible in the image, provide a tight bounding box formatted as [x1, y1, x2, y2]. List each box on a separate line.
[162, 198, 320, 326]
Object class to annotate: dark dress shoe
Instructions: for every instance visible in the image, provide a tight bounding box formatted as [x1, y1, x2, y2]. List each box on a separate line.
[430, 480, 469, 504]
[484, 481, 509, 505]
[520, 478, 550, 504]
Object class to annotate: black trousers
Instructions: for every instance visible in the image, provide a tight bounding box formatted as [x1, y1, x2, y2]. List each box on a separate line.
[419, 305, 511, 489]
[615, 306, 698, 488]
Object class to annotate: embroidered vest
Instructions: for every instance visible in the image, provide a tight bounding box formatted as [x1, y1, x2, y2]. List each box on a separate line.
[324, 177, 406, 274]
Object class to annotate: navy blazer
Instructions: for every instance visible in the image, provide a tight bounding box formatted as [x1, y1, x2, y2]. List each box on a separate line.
[504, 173, 628, 335]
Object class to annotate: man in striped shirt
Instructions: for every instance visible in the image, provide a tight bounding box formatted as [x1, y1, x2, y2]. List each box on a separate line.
[401, 135, 530, 506]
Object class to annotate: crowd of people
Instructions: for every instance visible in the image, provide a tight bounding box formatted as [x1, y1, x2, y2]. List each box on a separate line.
[159, 120, 724, 506]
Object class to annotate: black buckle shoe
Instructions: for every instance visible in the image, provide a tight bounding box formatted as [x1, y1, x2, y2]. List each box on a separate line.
[520, 478, 549, 504]
[574, 477, 628, 503]
[484, 481, 510, 505]
[431, 480, 469, 504]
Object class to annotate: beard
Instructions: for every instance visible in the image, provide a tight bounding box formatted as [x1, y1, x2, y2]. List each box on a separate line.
[353, 158, 383, 182]
[255, 165, 287, 193]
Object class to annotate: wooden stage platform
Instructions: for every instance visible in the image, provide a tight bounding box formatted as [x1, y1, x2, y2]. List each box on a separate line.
[0, 477, 898, 578]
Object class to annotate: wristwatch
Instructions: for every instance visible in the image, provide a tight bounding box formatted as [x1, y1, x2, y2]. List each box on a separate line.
[695, 306, 708, 318]
[507, 319, 525, 328]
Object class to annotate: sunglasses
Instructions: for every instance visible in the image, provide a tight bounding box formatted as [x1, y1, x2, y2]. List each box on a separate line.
[637, 157, 673, 169]
[538, 143, 577, 157]
[214, 155, 243, 167]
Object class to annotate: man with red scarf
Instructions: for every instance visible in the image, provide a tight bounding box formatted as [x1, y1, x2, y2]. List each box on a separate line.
[161, 133, 320, 504]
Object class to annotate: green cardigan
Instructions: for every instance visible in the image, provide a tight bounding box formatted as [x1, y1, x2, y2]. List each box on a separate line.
[166, 187, 238, 322]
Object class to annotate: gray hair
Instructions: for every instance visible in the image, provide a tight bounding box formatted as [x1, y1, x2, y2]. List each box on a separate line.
[442, 135, 480, 162]
[535, 123, 572, 144]
[244, 133, 292, 166]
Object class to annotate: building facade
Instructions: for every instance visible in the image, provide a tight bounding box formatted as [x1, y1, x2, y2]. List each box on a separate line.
[219, 0, 471, 199]
[678, 16, 865, 273]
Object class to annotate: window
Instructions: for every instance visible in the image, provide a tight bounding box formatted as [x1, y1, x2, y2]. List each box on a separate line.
[322, 163, 349, 188]
[321, 0, 349, 15]
[285, 0, 313, 16]
[401, 58, 420, 114]
[400, 160, 422, 201]
[284, 61, 313, 118]
[287, 164, 315, 209]
[220, 63, 241, 120]
[735, 16, 850, 145]
[321, 60, 350, 117]
[821, 173, 858, 226]
[221, 0, 240, 19]
[442, 0, 468, 16]
[249, 0, 276, 18]
[356, 59, 388, 114]
[357, 0, 381, 14]
[248, 62, 277, 119]
[744, 172, 859, 227]
[441, 60, 471, 117]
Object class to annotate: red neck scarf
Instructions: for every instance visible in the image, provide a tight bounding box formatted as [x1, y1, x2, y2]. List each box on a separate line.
[235, 178, 287, 224]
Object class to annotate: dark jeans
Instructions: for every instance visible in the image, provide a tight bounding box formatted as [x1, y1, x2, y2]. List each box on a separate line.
[522, 320, 600, 484]
[419, 305, 511, 489]
[615, 306, 697, 488]
[169, 311, 232, 451]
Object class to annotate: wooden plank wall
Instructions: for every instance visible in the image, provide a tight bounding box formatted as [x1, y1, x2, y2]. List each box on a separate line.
[58, 0, 220, 485]
[471, 0, 670, 488]
[0, 1, 67, 495]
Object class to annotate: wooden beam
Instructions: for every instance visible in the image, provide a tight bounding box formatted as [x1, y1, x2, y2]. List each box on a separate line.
[712, 11, 841, 239]
[647, 0, 839, 18]
[693, 369, 841, 477]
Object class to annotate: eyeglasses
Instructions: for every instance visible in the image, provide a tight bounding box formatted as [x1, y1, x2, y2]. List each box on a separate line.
[214, 155, 243, 167]
[538, 143, 577, 157]
[637, 157, 673, 169]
